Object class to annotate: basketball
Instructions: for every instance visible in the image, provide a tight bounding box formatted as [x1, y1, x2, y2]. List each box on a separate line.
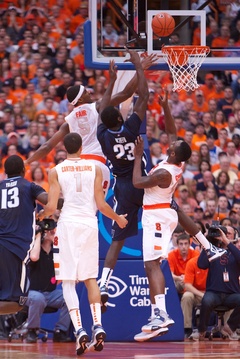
[151, 12, 175, 38]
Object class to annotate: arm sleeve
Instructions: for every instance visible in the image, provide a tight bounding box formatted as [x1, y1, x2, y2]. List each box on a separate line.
[197, 250, 210, 269]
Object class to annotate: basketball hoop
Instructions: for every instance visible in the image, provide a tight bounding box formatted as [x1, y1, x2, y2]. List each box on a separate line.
[161, 45, 210, 92]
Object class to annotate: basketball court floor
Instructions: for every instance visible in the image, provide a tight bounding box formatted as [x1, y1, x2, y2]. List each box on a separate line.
[0, 339, 239, 359]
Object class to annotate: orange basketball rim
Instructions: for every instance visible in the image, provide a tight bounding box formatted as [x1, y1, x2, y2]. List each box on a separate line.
[161, 45, 210, 92]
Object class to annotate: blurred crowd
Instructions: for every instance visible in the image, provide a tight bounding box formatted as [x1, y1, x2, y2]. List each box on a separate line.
[0, 0, 240, 231]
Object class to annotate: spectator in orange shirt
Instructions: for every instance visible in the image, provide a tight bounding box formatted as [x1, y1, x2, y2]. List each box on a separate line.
[192, 123, 207, 151]
[181, 253, 208, 338]
[70, 2, 89, 35]
[44, 6, 63, 33]
[50, 68, 64, 87]
[28, 53, 42, 80]
[31, 165, 49, 192]
[11, 75, 28, 102]
[199, 73, 216, 100]
[193, 90, 209, 116]
[174, 116, 186, 139]
[159, 131, 169, 155]
[211, 25, 230, 57]
[167, 233, 199, 296]
[35, 97, 58, 122]
[1, 79, 18, 105]
[207, 78, 225, 102]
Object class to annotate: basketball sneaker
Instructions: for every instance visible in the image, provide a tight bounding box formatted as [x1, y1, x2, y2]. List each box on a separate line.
[75, 328, 89, 356]
[26, 329, 38, 343]
[189, 329, 205, 341]
[134, 327, 169, 342]
[87, 325, 106, 352]
[141, 309, 174, 333]
[205, 243, 226, 262]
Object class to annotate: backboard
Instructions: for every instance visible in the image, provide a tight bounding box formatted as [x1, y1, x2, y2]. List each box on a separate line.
[84, 0, 240, 71]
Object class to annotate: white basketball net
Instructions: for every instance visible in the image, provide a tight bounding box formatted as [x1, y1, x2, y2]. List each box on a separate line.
[162, 46, 210, 92]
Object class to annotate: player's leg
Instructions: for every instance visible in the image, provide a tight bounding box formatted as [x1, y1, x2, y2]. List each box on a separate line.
[99, 180, 143, 308]
[57, 222, 90, 355]
[0, 244, 27, 315]
[84, 278, 106, 352]
[135, 209, 175, 342]
[176, 206, 226, 261]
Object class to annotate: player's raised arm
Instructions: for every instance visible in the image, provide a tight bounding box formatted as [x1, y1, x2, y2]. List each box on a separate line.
[97, 60, 117, 116]
[25, 122, 69, 165]
[159, 88, 177, 144]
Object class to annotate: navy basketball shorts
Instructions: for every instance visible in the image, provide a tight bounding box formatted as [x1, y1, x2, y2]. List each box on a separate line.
[112, 177, 144, 241]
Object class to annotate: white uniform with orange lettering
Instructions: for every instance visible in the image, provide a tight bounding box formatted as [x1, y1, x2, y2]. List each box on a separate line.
[142, 160, 184, 262]
[65, 103, 110, 194]
[53, 158, 99, 281]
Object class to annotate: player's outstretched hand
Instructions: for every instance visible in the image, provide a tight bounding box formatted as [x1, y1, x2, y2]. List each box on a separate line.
[117, 214, 128, 229]
[109, 59, 117, 83]
[134, 136, 144, 158]
[158, 87, 169, 107]
[141, 53, 159, 70]
[124, 47, 141, 66]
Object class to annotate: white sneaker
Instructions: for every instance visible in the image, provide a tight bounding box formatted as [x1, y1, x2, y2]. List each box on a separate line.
[75, 328, 89, 356]
[134, 327, 169, 342]
[189, 329, 205, 341]
[141, 309, 174, 333]
[205, 244, 226, 262]
[221, 324, 240, 340]
[87, 325, 106, 352]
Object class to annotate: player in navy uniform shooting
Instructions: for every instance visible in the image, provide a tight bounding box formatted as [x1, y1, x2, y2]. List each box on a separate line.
[97, 49, 148, 311]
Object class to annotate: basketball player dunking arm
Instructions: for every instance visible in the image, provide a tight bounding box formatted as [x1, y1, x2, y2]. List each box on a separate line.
[25, 52, 157, 195]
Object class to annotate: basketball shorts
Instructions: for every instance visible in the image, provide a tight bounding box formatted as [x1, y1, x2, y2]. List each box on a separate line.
[54, 222, 99, 281]
[112, 177, 144, 241]
[142, 208, 178, 262]
[0, 244, 28, 302]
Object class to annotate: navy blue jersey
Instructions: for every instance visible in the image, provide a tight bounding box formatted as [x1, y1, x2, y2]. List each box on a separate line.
[0, 176, 45, 260]
[97, 112, 147, 177]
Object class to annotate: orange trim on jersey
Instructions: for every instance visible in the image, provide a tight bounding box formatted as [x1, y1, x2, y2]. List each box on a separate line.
[154, 245, 162, 250]
[54, 263, 60, 269]
[143, 203, 170, 210]
[80, 154, 106, 164]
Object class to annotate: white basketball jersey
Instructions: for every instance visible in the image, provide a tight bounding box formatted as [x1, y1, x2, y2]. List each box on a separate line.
[143, 160, 184, 205]
[65, 103, 104, 157]
[55, 158, 98, 228]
